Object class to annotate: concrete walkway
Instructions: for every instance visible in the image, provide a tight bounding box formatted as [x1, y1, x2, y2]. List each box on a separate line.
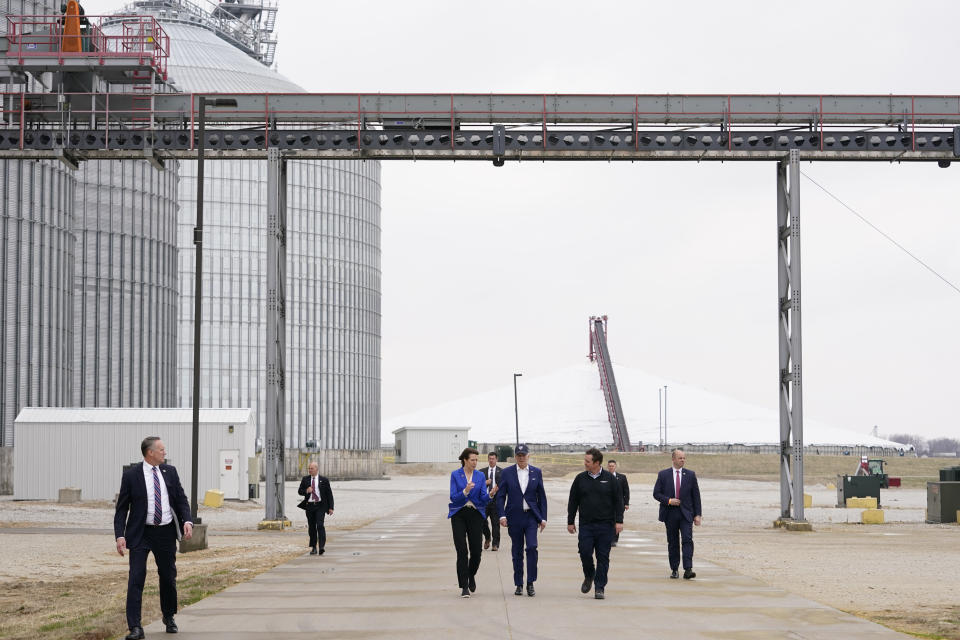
[145, 494, 907, 639]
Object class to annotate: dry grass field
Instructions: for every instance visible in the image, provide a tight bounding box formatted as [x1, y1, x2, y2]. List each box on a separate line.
[532, 451, 948, 488]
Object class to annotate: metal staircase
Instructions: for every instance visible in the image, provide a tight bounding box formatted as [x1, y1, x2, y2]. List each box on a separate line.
[588, 315, 631, 451]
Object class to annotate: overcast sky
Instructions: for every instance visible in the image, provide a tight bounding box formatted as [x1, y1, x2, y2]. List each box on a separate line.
[90, 1, 960, 440]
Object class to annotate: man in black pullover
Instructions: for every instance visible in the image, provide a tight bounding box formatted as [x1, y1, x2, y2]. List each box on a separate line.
[567, 447, 624, 599]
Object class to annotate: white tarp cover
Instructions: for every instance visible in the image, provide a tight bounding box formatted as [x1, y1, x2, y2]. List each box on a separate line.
[383, 363, 907, 449]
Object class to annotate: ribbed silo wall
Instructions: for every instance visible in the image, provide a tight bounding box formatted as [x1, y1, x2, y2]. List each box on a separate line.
[153, 23, 382, 471]
[0, 0, 75, 448]
[72, 160, 179, 407]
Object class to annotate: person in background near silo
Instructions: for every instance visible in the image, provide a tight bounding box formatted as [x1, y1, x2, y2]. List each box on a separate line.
[567, 447, 623, 600]
[606, 459, 630, 546]
[480, 451, 503, 551]
[652, 447, 702, 579]
[297, 462, 334, 555]
[114, 437, 193, 639]
[497, 443, 548, 597]
[448, 447, 490, 598]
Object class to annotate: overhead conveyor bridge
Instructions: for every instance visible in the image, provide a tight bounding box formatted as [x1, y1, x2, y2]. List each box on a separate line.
[3, 92, 960, 161]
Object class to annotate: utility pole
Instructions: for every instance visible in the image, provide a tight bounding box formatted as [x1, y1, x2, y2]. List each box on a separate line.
[513, 373, 522, 448]
[663, 385, 668, 446]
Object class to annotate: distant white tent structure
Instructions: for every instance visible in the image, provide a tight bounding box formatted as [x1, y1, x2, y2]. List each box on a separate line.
[383, 363, 908, 450]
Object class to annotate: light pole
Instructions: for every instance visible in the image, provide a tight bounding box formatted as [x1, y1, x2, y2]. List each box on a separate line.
[663, 385, 668, 448]
[190, 95, 237, 523]
[513, 373, 522, 448]
[659, 388, 663, 447]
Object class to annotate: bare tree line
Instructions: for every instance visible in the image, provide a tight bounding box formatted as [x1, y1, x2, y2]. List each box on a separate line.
[887, 434, 960, 457]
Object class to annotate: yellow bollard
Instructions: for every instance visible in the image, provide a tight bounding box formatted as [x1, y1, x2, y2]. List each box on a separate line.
[861, 509, 884, 524]
[203, 489, 225, 508]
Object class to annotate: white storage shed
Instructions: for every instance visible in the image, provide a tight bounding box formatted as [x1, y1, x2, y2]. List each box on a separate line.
[13, 408, 256, 501]
[393, 427, 470, 463]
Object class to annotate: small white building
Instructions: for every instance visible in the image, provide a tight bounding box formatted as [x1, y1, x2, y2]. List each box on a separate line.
[393, 426, 470, 463]
[13, 408, 255, 501]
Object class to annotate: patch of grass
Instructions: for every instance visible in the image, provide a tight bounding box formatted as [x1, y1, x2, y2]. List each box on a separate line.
[37, 620, 67, 632]
[856, 605, 960, 640]
[0, 548, 302, 640]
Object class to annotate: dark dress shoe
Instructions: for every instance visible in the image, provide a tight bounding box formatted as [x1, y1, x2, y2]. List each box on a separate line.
[491, 545, 498, 551]
[683, 569, 696, 580]
[526, 582, 535, 597]
[611, 541, 617, 547]
[595, 588, 605, 599]
[460, 587, 470, 598]
[483, 539, 490, 550]
[125, 627, 145, 640]
[163, 616, 178, 633]
[670, 570, 679, 579]
[581, 576, 592, 593]
[514, 585, 523, 596]
[468, 575, 476, 593]
[309, 547, 318, 555]
[317, 548, 325, 556]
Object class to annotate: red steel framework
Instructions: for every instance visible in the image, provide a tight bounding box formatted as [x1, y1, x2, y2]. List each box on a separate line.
[3, 14, 170, 81]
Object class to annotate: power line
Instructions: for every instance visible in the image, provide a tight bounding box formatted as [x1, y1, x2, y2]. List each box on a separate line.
[800, 170, 960, 296]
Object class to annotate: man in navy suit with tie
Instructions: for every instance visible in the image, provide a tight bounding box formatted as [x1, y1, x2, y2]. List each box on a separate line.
[653, 447, 702, 579]
[497, 444, 547, 596]
[114, 437, 193, 639]
[298, 462, 335, 555]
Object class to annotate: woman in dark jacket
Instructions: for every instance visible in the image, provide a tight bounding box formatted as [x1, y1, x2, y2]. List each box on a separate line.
[448, 447, 490, 597]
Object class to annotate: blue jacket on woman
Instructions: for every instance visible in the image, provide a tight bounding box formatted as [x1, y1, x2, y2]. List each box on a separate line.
[448, 467, 490, 518]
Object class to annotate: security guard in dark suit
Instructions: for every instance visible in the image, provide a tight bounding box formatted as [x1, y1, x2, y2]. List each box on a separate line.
[607, 459, 630, 546]
[480, 451, 503, 550]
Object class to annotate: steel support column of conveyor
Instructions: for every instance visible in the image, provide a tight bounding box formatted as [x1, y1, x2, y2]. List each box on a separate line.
[264, 148, 288, 523]
[777, 149, 805, 522]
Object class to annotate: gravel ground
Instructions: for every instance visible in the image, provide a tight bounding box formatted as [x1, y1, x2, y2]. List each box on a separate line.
[0, 475, 443, 533]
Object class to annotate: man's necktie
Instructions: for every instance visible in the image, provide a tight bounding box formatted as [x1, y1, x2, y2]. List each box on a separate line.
[675, 470, 680, 500]
[153, 467, 162, 525]
[312, 477, 317, 501]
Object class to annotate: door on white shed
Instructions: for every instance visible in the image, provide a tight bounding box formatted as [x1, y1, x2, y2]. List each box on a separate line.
[219, 449, 240, 499]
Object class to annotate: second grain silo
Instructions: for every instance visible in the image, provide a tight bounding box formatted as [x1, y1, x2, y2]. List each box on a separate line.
[108, 0, 383, 477]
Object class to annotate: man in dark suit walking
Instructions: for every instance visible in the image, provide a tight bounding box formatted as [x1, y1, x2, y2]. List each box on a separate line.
[480, 451, 503, 551]
[607, 459, 630, 546]
[653, 447, 702, 579]
[298, 462, 334, 555]
[114, 437, 193, 640]
[496, 444, 547, 596]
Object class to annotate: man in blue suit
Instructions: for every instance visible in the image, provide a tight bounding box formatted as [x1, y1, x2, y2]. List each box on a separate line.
[653, 447, 702, 579]
[115, 437, 193, 639]
[497, 444, 547, 596]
